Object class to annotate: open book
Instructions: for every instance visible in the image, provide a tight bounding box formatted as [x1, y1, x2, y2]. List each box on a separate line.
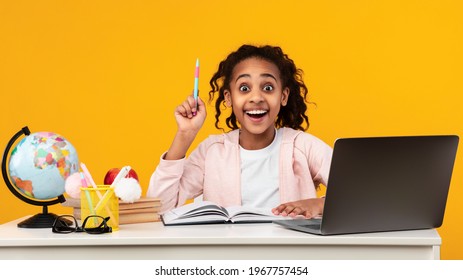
[161, 201, 291, 226]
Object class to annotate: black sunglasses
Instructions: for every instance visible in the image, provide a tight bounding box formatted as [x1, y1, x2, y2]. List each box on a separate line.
[52, 214, 112, 234]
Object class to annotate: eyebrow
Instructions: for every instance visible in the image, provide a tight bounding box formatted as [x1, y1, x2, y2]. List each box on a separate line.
[235, 73, 278, 83]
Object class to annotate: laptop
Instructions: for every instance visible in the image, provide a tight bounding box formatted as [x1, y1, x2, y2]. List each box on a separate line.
[274, 135, 459, 235]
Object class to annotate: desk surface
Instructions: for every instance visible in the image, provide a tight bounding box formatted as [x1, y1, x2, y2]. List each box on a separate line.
[0, 217, 441, 260]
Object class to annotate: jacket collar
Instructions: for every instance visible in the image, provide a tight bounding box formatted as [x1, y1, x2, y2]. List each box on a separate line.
[223, 127, 303, 146]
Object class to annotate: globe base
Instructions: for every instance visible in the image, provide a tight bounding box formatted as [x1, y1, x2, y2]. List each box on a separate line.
[17, 213, 62, 228]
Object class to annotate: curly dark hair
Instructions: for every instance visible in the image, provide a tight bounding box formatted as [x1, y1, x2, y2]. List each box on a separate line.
[208, 44, 310, 131]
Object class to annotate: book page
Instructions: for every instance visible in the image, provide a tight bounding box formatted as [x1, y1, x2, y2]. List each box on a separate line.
[226, 206, 288, 222]
[162, 201, 230, 224]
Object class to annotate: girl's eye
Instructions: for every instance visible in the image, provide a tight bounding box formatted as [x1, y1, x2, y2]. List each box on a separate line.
[263, 85, 274, 91]
[239, 85, 250, 92]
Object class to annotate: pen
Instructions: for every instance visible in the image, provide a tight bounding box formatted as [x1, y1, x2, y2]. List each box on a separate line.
[80, 162, 116, 224]
[94, 166, 131, 212]
[80, 162, 98, 189]
[110, 166, 131, 188]
[80, 172, 98, 224]
[94, 187, 115, 213]
[193, 58, 199, 116]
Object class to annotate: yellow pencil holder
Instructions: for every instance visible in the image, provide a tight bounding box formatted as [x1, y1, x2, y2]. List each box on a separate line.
[80, 186, 119, 231]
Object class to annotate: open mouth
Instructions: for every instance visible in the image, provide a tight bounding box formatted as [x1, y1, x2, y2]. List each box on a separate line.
[245, 110, 268, 119]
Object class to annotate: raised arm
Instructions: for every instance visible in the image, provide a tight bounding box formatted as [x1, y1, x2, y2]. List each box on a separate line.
[147, 94, 207, 212]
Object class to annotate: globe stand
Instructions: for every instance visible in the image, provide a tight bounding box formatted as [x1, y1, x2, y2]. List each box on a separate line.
[2, 126, 71, 228]
[17, 205, 69, 228]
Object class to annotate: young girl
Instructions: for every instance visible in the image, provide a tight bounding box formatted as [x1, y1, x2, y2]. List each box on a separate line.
[147, 44, 332, 218]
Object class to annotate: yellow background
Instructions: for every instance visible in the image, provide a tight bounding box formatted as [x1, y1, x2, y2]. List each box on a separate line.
[1, 1, 462, 259]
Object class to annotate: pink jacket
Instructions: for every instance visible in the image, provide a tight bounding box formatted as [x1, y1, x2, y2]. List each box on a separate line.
[147, 127, 333, 213]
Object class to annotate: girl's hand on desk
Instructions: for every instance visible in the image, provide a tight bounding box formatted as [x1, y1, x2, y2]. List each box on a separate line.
[272, 198, 325, 219]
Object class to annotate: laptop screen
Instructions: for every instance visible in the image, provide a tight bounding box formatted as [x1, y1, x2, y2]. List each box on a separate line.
[320, 135, 459, 235]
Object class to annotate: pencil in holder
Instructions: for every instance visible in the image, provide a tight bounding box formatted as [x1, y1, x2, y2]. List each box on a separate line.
[80, 186, 119, 231]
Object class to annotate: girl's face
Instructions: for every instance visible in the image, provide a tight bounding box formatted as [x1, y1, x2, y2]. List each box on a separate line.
[224, 57, 289, 148]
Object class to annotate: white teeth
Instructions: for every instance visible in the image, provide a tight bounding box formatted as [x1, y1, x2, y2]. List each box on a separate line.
[246, 110, 267, 115]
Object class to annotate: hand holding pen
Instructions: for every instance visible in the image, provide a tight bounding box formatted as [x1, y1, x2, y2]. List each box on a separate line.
[167, 95, 206, 160]
[173, 58, 206, 133]
[165, 59, 206, 160]
[174, 93, 206, 134]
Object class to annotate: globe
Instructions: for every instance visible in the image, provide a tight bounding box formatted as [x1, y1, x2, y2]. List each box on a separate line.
[2, 126, 79, 228]
[8, 131, 79, 199]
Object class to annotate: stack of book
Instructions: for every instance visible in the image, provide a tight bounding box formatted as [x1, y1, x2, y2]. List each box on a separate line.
[62, 197, 162, 224]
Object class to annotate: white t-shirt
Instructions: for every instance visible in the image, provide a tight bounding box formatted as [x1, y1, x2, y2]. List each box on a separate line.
[240, 129, 282, 208]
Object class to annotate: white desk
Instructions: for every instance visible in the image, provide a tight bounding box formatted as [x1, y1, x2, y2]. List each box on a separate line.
[0, 217, 441, 260]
